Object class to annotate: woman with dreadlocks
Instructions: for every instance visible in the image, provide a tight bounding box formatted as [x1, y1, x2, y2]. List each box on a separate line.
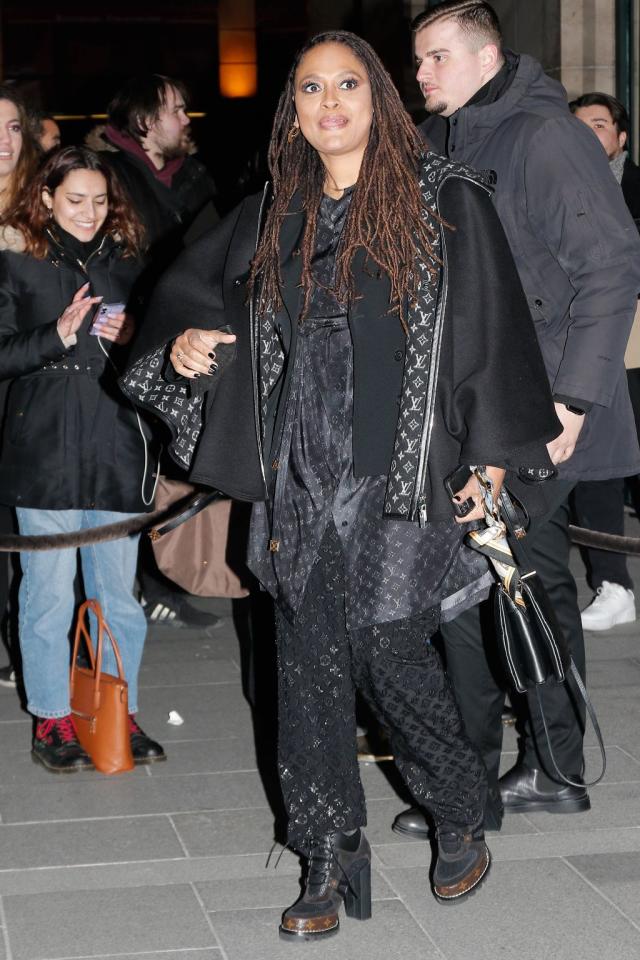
[123, 31, 560, 940]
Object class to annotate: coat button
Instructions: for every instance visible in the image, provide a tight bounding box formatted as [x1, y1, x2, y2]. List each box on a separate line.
[534, 298, 543, 307]
[272, 458, 279, 470]
[394, 350, 403, 361]
[269, 539, 280, 553]
[234, 278, 242, 286]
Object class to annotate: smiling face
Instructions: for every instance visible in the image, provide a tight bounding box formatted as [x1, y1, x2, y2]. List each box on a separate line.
[293, 42, 373, 186]
[43, 168, 108, 242]
[573, 104, 626, 159]
[0, 99, 23, 185]
[414, 18, 500, 117]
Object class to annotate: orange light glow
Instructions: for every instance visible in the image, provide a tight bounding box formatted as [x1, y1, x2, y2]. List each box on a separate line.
[219, 63, 258, 98]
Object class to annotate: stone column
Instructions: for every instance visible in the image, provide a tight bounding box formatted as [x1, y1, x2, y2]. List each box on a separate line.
[560, 0, 616, 98]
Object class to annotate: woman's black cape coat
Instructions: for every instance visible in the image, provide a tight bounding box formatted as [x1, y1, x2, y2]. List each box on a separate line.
[126, 178, 560, 518]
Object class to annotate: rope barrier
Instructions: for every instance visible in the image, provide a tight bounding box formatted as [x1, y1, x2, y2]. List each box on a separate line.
[0, 506, 636, 555]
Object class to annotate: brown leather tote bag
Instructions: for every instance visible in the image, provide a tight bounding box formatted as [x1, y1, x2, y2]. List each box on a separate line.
[70, 599, 135, 775]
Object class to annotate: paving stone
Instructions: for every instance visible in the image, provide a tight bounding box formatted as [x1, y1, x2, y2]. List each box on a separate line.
[137, 682, 253, 742]
[209, 900, 442, 960]
[487, 826, 640, 860]
[586, 658, 640, 687]
[140, 635, 239, 665]
[138, 658, 241, 687]
[0, 851, 303, 898]
[380, 858, 640, 960]
[146, 737, 258, 776]
[0, 770, 269, 824]
[196, 867, 395, 912]
[4, 884, 215, 959]
[568, 852, 640, 925]
[0, 815, 183, 869]
[585, 634, 640, 662]
[172, 808, 277, 857]
[60, 953, 221, 960]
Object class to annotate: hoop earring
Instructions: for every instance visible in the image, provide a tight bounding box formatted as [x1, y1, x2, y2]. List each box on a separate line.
[287, 123, 300, 144]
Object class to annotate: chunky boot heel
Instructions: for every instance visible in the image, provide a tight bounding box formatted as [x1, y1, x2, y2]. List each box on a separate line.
[280, 829, 372, 940]
[344, 860, 372, 920]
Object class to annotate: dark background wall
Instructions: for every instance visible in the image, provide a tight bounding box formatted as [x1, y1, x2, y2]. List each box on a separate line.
[0, 0, 563, 206]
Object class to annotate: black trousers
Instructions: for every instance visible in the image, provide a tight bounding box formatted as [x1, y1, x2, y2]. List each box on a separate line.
[572, 478, 633, 590]
[275, 524, 487, 855]
[440, 481, 586, 814]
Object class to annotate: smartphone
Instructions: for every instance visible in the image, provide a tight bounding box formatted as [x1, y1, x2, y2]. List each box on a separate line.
[89, 301, 126, 336]
[443, 465, 475, 518]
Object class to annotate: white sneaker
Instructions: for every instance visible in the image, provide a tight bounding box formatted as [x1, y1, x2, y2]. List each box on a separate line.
[581, 581, 636, 631]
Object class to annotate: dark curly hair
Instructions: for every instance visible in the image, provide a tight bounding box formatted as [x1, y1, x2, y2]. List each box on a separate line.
[249, 30, 440, 328]
[4, 145, 145, 259]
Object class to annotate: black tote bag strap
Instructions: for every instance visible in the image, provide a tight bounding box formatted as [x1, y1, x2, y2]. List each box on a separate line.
[535, 659, 606, 788]
[496, 485, 607, 789]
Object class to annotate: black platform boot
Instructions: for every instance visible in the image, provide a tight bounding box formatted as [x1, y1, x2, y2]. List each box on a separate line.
[279, 829, 372, 941]
[432, 823, 491, 903]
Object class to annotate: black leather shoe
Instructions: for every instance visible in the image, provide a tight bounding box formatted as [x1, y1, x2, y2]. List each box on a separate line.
[432, 823, 491, 903]
[392, 806, 430, 839]
[393, 802, 503, 837]
[129, 717, 166, 765]
[499, 764, 590, 814]
[279, 829, 372, 941]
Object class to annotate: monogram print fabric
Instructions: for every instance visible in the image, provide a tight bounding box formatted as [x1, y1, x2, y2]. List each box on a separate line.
[276, 522, 487, 856]
[384, 155, 493, 522]
[122, 347, 204, 468]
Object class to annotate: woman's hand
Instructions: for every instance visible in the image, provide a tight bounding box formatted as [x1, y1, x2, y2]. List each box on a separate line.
[170, 327, 237, 379]
[454, 465, 505, 524]
[96, 311, 135, 345]
[57, 282, 103, 344]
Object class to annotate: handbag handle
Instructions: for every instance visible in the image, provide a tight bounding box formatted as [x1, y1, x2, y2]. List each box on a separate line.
[70, 599, 127, 704]
[495, 484, 607, 789]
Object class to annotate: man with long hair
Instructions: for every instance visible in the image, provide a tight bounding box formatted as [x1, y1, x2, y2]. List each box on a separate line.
[392, 0, 640, 839]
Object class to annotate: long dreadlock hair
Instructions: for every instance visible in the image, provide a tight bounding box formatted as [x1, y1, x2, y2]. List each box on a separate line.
[248, 30, 440, 329]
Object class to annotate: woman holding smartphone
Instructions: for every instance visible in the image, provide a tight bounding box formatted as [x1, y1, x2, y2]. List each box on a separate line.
[0, 145, 165, 773]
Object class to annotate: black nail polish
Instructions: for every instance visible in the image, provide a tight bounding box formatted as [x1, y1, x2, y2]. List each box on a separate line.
[209, 363, 218, 373]
[193, 373, 200, 378]
[208, 352, 216, 360]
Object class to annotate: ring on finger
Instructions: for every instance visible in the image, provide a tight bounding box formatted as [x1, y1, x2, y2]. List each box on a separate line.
[176, 351, 185, 363]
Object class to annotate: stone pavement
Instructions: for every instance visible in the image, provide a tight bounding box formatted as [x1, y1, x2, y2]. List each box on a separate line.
[1, 527, 640, 960]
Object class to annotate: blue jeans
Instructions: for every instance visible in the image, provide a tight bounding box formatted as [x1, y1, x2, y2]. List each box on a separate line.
[16, 509, 147, 718]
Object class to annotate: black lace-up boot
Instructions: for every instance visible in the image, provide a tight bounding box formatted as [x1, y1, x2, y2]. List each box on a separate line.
[432, 822, 491, 903]
[279, 829, 372, 941]
[31, 716, 94, 773]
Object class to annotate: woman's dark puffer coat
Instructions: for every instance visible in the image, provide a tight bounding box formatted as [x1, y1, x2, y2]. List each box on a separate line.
[0, 226, 152, 512]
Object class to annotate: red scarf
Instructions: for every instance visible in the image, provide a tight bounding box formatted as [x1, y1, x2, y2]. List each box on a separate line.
[104, 125, 184, 188]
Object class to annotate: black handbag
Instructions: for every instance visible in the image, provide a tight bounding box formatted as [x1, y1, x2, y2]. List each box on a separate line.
[468, 478, 606, 789]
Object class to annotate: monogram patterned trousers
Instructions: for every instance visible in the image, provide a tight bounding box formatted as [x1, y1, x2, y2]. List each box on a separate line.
[276, 523, 487, 855]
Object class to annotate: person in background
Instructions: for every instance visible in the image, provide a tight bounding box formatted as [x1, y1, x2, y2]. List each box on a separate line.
[568, 92, 640, 631]
[393, 0, 640, 842]
[0, 146, 165, 772]
[93, 74, 220, 631]
[31, 112, 62, 157]
[570, 92, 640, 224]
[0, 86, 39, 688]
